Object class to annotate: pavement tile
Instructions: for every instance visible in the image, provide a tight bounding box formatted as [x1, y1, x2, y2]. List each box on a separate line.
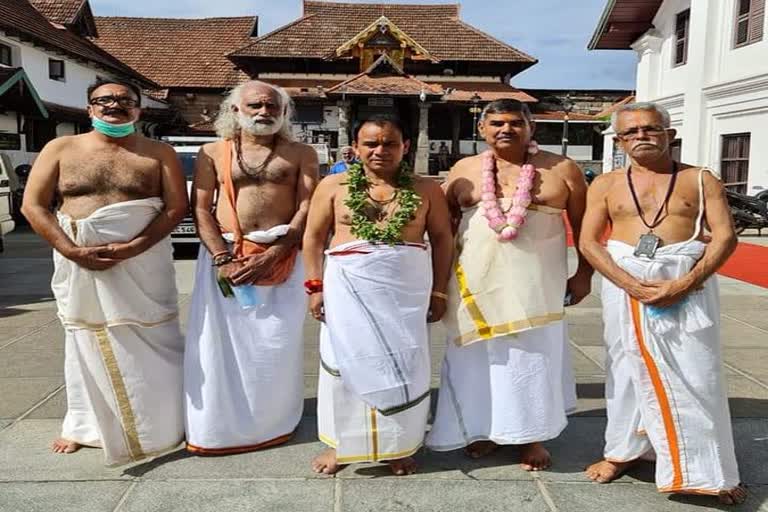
[0, 344, 64, 378]
[0, 420, 11, 430]
[724, 349, 768, 379]
[720, 316, 768, 348]
[0, 420, 127, 481]
[570, 349, 605, 376]
[733, 420, 768, 486]
[121, 480, 334, 512]
[339, 479, 546, 512]
[337, 445, 534, 481]
[546, 481, 768, 512]
[0, 378, 62, 419]
[572, 375, 607, 417]
[0, 322, 65, 353]
[727, 377, 768, 418]
[0, 481, 131, 512]
[125, 418, 324, 480]
[25, 387, 66, 419]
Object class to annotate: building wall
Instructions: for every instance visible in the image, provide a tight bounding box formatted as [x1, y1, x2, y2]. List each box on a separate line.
[0, 33, 167, 168]
[626, 0, 768, 193]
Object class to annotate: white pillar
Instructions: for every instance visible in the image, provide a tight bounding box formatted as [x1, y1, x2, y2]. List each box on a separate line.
[337, 100, 351, 149]
[415, 103, 430, 175]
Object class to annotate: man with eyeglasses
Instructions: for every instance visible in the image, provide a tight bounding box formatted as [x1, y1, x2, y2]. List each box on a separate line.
[579, 102, 745, 504]
[22, 78, 188, 465]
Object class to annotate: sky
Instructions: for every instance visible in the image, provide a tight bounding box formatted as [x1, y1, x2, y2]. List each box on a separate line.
[90, 0, 638, 90]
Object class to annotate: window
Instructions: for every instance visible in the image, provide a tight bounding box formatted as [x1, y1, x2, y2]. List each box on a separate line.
[735, 0, 765, 47]
[48, 59, 65, 81]
[673, 10, 690, 66]
[721, 133, 750, 193]
[24, 118, 58, 153]
[0, 43, 11, 66]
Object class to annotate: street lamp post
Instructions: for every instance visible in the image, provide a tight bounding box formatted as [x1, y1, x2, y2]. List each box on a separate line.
[469, 93, 482, 155]
[561, 93, 574, 156]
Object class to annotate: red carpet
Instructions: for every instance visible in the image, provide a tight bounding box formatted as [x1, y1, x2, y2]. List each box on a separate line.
[718, 242, 768, 288]
[563, 214, 768, 288]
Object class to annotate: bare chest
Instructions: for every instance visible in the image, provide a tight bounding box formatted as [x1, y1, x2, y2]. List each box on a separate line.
[227, 150, 298, 187]
[608, 181, 699, 221]
[58, 151, 160, 198]
[336, 188, 427, 228]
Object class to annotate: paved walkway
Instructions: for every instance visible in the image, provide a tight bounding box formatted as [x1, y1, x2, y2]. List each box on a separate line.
[1, 230, 767, 511]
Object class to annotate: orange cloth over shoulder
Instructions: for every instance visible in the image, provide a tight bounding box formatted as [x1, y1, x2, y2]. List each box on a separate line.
[216, 139, 297, 286]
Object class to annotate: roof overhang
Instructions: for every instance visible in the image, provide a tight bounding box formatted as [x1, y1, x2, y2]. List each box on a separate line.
[588, 0, 662, 50]
[0, 68, 49, 118]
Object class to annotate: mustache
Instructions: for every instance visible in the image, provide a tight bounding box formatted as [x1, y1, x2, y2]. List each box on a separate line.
[631, 141, 662, 150]
[102, 108, 128, 116]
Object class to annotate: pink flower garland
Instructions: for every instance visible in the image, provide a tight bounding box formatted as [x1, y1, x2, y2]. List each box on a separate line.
[479, 141, 539, 241]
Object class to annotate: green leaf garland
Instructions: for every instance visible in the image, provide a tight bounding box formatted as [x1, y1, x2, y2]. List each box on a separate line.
[343, 161, 421, 244]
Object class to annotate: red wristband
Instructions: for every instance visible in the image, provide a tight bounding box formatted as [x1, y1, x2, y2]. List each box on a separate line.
[304, 279, 323, 295]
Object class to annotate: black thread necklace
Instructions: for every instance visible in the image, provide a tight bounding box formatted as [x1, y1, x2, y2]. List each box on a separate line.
[627, 161, 678, 232]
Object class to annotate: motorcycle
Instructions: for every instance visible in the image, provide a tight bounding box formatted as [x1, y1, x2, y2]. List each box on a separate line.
[726, 189, 768, 235]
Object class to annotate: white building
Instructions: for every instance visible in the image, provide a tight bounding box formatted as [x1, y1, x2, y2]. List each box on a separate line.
[0, 0, 165, 172]
[590, 0, 768, 195]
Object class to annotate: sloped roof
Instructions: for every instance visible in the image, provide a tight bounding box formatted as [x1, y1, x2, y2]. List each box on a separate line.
[0, 67, 49, 118]
[325, 54, 443, 96]
[30, 0, 85, 25]
[93, 16, 257, 88]
[231, 1, 535, 64]
[437, 81, 538, 103]
[594, 95, 635, 118]
[588, 0, 662, 50]
[0, 0, 153, 87]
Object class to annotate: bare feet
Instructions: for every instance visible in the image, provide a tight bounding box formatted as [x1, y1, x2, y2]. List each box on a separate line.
[51, 438, 82, 454]
[311, 448, 344, 475]
[718, 484, 748, 505]
[585, 459, 636, 483]
[519, 442, 551, 471]
[386, 456, 417, 476]
[464, 440, 499, 459]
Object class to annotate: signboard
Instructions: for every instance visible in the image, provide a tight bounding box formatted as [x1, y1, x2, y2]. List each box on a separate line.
[0, 133, 21, 151]
[367, 97, 394, 107]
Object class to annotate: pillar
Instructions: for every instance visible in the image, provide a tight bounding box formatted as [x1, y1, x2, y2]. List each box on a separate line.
[337, 100, 352, 149]
[415, 103, 430, 175]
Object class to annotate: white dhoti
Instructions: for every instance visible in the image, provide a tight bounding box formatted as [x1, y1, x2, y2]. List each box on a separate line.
[53, 198, 185, 466]
[602, 239, 740, 493]
[317, 241, 432, 463]
[427, 322, 576, 449]
[428, 201, 576, 451]
[183, 243, 307, 454]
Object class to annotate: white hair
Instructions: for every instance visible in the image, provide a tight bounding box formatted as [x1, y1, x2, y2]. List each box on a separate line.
[214, 80, 295, 141]
[611, 101, 671, 132]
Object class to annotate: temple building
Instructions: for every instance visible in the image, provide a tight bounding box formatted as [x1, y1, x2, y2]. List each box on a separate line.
[93, 1, 631, 174]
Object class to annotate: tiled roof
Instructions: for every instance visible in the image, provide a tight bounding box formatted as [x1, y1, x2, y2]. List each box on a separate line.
[533, 110, 599, 121]
[436, 81, 538, 103]
[266, 79, 341, 99]
[0, 0, 153, 86]
[327, 74, 443, 96]
[30, 0, 84, 25]
[93, 16, 257, 88]
[231, 1, 535, 64]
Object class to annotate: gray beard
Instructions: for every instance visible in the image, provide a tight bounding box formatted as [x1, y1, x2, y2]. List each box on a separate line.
[239, 114, 283, 136]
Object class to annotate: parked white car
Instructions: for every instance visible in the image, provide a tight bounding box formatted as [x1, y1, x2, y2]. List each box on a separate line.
[0, 152, 16, 252]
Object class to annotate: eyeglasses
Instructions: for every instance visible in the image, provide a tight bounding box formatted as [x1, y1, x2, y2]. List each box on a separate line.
[616, 125, 668, 139]
[89, 95, 139, 108]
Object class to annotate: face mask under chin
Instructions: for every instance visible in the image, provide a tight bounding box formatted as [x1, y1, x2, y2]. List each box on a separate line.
[91, 116, 136, 138]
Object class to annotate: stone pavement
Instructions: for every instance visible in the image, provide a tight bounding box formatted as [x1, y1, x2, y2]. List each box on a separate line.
[1, 229, 767, 512]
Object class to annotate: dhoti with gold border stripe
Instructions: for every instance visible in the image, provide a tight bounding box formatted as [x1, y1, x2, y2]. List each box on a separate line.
[428, 201, 576, 450]
[317, 241, 432, 463]
[601, 240, 740, 494]
[53, 199, 185, 466]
